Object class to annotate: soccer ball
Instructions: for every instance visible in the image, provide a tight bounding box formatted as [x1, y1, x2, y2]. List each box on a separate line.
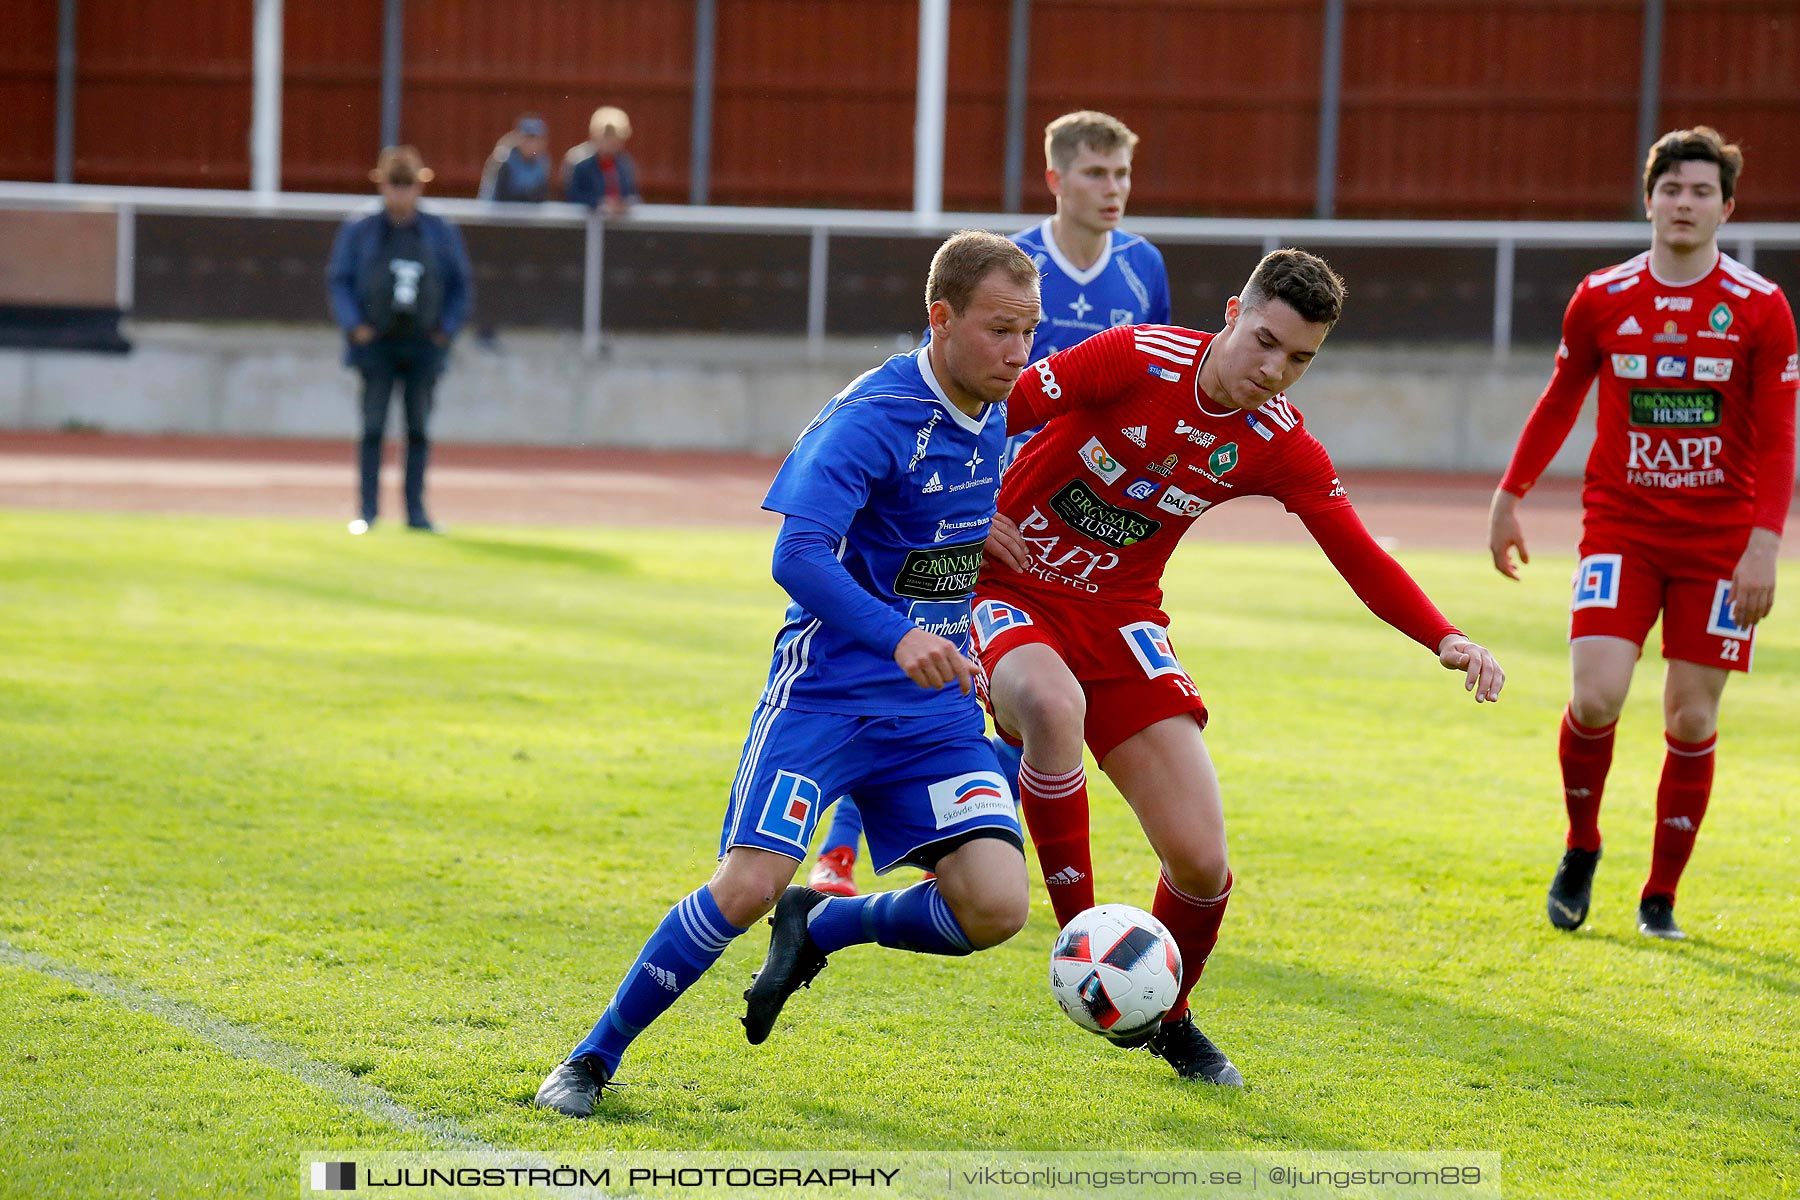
[1048, 903, 1182, 1043]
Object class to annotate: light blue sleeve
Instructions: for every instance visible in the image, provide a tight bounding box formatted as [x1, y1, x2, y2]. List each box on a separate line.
[1147, 243, 1172, 325]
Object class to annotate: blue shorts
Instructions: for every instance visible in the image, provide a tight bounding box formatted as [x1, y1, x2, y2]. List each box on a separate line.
[720, 702, 1021, 873]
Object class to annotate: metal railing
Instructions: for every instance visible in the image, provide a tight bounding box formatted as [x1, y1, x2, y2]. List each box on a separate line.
[5, 180, 1800, 359]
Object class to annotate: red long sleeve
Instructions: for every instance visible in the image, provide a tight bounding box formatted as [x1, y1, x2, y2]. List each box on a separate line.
[1749, 293, 1798, 534]
[1299, 504, 1460, 653]
[1500, 290, 1599, 499]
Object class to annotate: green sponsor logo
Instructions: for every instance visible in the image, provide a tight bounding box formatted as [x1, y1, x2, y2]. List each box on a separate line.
[1208, 442, 1240, 476]
[1048, 479, 1163, 548]
[893, 539, 985, 599]
[1709, 302, 1733, 334]
[1628, 388, 1721, 428]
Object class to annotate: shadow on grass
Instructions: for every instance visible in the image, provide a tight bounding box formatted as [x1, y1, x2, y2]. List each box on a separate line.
[1222, 951, 1794, 1142]
[439, 536, 633, 576]
[1582, 929, 1800, 996]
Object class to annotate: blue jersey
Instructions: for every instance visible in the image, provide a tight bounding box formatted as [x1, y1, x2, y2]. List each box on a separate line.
[1002, 219, 1169, 470]
[761, 349, 1006, 717]
[1012, 219, 1170, 364]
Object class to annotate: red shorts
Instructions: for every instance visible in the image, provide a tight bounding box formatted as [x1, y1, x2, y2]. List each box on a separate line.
[969, 590, 1208, 763]
[1570, 524, 1755, 672]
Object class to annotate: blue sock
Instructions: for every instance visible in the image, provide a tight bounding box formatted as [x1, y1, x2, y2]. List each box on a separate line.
[805, 880, 972, 957]
[569, 886, 746, 1073]
[819, 798, 864, 855]
[989, 734, 1024, 806]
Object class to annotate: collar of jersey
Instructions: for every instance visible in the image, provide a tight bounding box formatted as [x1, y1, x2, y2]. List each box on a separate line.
[1189, 336, 1238, 418]
[915, 348, 993, 434]
[1038, 217, 1113, 286]
[1646, 249, 1719, 290]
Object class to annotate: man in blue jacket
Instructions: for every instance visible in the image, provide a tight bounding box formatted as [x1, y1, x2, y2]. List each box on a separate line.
[327, 146, 472, 534]
[562, 107, 640, 216]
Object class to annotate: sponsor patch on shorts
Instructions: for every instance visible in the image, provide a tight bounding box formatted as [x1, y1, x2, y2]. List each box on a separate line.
[755, 771, 823, 850]
[1120, 620, 1187, 679]
[1705, 580, 1749, 640]
[972, 599, 1033, 643]
[1572, 553, 1622, 610]
[926, 771, 1014, 829]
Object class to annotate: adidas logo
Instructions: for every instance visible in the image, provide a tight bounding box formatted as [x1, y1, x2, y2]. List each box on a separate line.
[1046, 867, 1088, 885]
[641, 963, 679, 992]
[921, 471, 943, 493]
[1565, 787, 1592, 798]
[1617, 316, 1643, 336]
[1121, 425, 1148, 448]
[1661, 816, 1695, 831]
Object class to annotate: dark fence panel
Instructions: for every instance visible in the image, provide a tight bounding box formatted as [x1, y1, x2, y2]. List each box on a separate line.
[1511, 247, 1624, 346]
[135, 214, 341, 322]
[601, 230, 811, 333]
[462, 224, 585, 331]
[1157, 243, 1269, 327]
[1283, 243, 1496, 342]
[824, 236, 941, 336]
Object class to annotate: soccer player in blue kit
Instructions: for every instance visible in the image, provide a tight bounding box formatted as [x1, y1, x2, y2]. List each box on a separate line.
[809, 110, 1170, 898]
[533, 231, 1042, 1116]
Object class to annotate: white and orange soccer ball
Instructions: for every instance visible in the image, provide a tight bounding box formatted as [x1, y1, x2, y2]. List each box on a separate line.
[1048, 903, 1182, 1043]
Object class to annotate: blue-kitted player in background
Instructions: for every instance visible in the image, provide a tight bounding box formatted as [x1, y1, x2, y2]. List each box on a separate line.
[809, 110, 1170, 899]
[533, 231, 1042, 1116]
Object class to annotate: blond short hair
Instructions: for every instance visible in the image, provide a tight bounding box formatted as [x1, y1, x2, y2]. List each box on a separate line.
[589, 106, 632, 142]
[1044, 111, 1138, 174]
[925, 230, 1040, 315]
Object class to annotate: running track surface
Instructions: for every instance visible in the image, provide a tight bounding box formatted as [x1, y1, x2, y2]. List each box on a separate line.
[0, 429, 1689, 559]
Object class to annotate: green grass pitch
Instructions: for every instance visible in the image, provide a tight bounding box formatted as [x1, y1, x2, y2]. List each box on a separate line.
[1, 509, 1795, 1198]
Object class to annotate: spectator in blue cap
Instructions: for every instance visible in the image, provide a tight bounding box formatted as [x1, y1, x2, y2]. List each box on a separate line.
[479, 113, 553, 204]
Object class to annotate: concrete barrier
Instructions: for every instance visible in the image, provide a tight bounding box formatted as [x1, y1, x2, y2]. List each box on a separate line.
[0, 322, 1609, 477]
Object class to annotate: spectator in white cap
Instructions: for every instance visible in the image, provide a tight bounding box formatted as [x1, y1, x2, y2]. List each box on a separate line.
[563, 105, 640, 216]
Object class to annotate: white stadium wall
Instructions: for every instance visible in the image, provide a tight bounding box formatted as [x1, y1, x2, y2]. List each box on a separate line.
[0, 324, 1616, 480]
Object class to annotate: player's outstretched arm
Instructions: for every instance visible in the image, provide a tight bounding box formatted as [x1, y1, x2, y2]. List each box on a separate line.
[893, 627, 978, 694]
[1438, 635, 1505, 702]
[1730, 527, 1781, 627]
[1487, 488, 1529, 580]
[983, 511, 1029, 573]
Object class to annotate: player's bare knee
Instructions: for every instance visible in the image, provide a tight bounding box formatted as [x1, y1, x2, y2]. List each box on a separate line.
[711, 883, 777, 929]
[953, 886, 1029, 949]
[1011, 684, 1086, 760]
[1569, 692, 1624, 730]
[1164, 849, 1229, 901]
[1663, 702, 1718, 744]
[708, 857, 787, 927]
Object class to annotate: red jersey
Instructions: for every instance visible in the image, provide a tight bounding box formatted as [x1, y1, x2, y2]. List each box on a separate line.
[1500, 251, 1798, 539]
[985, 324, 1458, 650]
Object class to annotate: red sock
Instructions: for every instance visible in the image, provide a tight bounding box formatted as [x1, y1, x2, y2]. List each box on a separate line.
[1152, 869, 1231, 1025]
[1018, 759, 1093, 928]
[1560, 707, 1616, 851]
[1643, 732, 1716, 901]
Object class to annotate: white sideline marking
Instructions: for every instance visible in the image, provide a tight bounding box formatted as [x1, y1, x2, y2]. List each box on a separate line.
[0, 939, 500, 1151]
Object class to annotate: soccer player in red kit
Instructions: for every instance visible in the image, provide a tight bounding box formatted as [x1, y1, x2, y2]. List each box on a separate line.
[1488, 127, 1797, 942]
[974, 249, 1506, 1084]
